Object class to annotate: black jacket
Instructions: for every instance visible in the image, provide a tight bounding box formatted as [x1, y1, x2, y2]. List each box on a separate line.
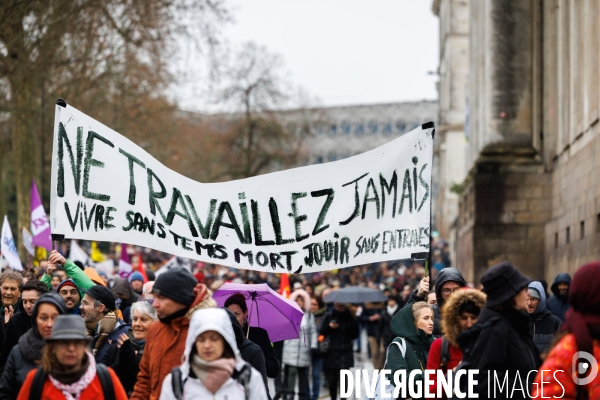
[92, 319, 130, 362]
[546, 273, 571, 321]
[406, 267, 466, 336]
[239, 338, 268, 393]
[319, 308, 359, 370]
[359, 304, 383, 338]
[0, 329, 42, 400]
[379, 305, 400, 350]
[227, 310, 269, 396]
[531, 309, 562, 354]
[456, 307, 541, 399]
[0, 311, 31, 377]
[243, 324, 279, 378]
[99, 330, 144, 396]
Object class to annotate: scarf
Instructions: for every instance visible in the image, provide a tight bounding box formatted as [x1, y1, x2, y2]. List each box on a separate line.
[190, 354, 235, 394]
[93, 312, 118, 355]
[159, 305, 190, 324]
[49, 352, 96, 400]
[387, 304, 398, 316]
[18, 328, 46, 363]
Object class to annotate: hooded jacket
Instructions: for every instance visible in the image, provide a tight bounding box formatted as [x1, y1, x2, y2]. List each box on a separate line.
[0, 309, 32, 377]
[283, 290, 317, 368]
[0, 293, 67, 400]
[528, 281, 562, 353]
[223, 308, 268, 395]
[386, 304, 434, 396]
[426, 289, 486, 399]
[111, 278, 141, 323]
[56, 279, 83, 315]
[546, 273, 571, 321]
[456, 306, 540, 399]
[159, 308, 267, 400]
[130, 285, 214, 400]
[406, 268, 466, 336]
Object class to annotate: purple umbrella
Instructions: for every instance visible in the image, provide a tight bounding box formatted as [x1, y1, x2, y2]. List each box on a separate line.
[213, 283, 304, 342]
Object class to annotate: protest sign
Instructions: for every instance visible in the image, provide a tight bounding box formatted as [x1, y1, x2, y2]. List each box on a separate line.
[50, 101, 433, 274]
[22, 227, 34, 256]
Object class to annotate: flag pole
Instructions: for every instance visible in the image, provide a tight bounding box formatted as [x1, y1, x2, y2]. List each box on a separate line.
[410, 122, 435, 281]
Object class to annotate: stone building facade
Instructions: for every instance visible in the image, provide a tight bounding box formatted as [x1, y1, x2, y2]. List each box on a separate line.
[431, 0, 470, 264]
[298, 102, 437, 166]
[433, 0, 600, 283]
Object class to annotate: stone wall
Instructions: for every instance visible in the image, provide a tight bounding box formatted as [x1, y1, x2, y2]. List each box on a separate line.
[541, 0, 600, 281]
[457, 164, 551, 283]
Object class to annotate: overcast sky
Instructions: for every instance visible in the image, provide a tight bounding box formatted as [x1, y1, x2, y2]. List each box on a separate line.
[176, 0, 439, 111]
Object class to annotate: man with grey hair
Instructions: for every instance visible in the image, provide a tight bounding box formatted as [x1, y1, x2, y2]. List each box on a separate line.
[0, 270, 23, 322]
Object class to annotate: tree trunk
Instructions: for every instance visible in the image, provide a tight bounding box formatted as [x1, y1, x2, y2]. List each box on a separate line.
[12, 77, 37, 260]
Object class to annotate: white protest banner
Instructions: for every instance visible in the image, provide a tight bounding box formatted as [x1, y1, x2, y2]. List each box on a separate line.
[50, 102, 433, 274]
[1, 216, 23, 271]
[69, 240, 90, 266]
[22, 227, 34, 256]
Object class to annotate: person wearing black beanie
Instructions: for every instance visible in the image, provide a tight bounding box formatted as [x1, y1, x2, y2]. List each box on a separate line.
[0, 293, 67, 399]
[151, 267, 198, 322]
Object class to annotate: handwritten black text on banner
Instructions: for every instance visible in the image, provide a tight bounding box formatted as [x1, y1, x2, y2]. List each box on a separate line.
[50, 104, 433, 273]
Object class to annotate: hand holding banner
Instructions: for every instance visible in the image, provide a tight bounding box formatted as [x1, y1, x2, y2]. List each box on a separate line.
[50, 102, 433, 274]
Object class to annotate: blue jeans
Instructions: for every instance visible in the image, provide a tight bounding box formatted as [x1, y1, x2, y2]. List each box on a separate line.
[311, 355, 324, 400]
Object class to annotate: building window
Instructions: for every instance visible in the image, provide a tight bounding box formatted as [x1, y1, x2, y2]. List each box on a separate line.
[566, 227, 570, 244]
[554, 232, 559, 249]
[580, 221, 585, 239]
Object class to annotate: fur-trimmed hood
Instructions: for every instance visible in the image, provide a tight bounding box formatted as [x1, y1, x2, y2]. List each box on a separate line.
[440, 289, 486, 346]
[290, 289, 311, 312]
[186, 286, 218, 318]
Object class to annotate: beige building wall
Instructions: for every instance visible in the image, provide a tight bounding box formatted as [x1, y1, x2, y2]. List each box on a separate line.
[542, 0, 600, 282]
[434, 0, 600, 283]
[432, 0, 470, 242]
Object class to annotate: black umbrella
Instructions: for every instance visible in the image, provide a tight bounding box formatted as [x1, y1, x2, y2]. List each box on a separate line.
[323, 286, 387, 304]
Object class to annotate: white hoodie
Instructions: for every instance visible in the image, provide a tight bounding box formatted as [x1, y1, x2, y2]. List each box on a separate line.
[160, 308, 267, 400]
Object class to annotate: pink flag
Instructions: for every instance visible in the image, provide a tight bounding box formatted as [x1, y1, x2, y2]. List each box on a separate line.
[30, 180, 52, 251]
[118, 244, 132, 279]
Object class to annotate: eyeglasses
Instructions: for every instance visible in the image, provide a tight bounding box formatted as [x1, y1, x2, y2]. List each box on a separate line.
[441, 288, 458, 295]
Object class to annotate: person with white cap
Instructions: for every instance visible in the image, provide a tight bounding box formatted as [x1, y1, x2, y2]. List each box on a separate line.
[526, 281, 561, 353]
[159, 308, 267, 399]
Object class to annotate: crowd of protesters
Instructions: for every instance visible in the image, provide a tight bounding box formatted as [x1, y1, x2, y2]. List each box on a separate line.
[0, 237, 596, 400]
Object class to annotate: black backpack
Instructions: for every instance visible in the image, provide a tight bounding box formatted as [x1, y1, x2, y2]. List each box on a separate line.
[439, 336, 450, 372]
[171, 362, 253, 400]
[29, 363, 115, 400]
